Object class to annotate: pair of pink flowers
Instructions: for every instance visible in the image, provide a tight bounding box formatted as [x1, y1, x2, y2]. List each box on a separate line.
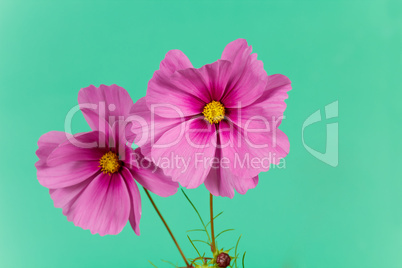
[36, 39, 291, 236]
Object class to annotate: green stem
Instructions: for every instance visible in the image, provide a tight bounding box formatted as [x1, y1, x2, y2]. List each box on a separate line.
[210, 193, 216, 252]
[143, 188, 191, 268]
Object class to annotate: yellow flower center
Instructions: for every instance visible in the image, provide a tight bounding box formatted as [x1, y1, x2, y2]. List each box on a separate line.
[99, 151, 121, 175]
[203, 101, 225, 124]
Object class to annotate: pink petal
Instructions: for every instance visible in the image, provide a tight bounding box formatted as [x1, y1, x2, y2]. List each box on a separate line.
[49, 175, 95, 216]
[78, 84, 134, 132]
[46, 131, 107, 167]
[204, 143, 259, 198]
[124, 148, 179, 197]
[220, 39, 267, 108]
[109, 120, 130, 157]
[159, 50, 193, 76]
[221, 39, 252, 67]
[204, 146, 234, 198]
[120, 167, 142, 235]
[252, 74, 291, 126]
[218, 120, 289, 180]
[225, 104, 268, 130]
[226, 74, 291, 130]
[171, 60, 232, 103]
[205, 169, 259, 198]
[36, 131, 107, 189]
[37, 160, 100, 189]
[151, 117, 217, 188]
[204, 167, 234, 198]
[232, 175, 259, 195]
[36, 131, 71, 168]
[129, 97, 182, 157]
[146, 50, 206, 118]
[67, 172, 131, 236]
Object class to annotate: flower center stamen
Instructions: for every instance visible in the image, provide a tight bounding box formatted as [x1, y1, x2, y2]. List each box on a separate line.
[99, 151, 121, 175]
[203, 101, 225, 124]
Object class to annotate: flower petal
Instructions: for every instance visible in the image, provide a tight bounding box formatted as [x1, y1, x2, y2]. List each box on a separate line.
[226, 74, 291, 131]
[171, 60, 233, 103]
[232, 175, 259, 195]
[37, 160, 100, 189]
[146, 50, 205, 118]
[218, 120, 289, 180]
[36, 131, 107, 189]
[67, 172, 131, 236]
[159, 49, 193, 76]
[120, 167, 142, 235]
[220, 39, 267, 108]
[35, 131, 71, 168]
[251, 74, 291, 126]
[204, 146, 234, 198]
[129, 97, 182, 157]
[221, 39, 252, 69]
[205, 168, 259, 198]
[124, 148, 179, 197]
[204, 167, 234, 198]
[204, 139, 260, 198]
[46, 131, 107, 167]
[49, 175, 95, 216]
[78, 84, 134, 131]
[151, 117, 217, 188]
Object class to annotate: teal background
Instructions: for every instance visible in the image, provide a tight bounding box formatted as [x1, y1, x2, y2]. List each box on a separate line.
[1, 0, 401, 267]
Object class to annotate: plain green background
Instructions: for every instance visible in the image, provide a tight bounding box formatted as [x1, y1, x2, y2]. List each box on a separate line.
[1, 0, 401, 267]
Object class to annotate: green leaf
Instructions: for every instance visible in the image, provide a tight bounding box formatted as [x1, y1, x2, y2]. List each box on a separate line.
[233, 235, 242, 268]
[215, 228, 235, 239]
[181, 189, 211, 243]
[192, 239, 210, 246]
[181, 189, 206, 227]
[186, 229, 207, 233]
[161, 259, 178, 267]
[242, 252, 246, 268]
[187, 235, 202, 258]
[148, 260, 158, 268]
[206, 211, 224, 228]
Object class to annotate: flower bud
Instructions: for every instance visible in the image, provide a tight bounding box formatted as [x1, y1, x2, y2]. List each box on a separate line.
[216, 252, 231, 267]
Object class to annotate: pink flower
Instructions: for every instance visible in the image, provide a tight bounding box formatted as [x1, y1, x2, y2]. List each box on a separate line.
[132, 39, 291, 198]
[35, 85, 178, 236]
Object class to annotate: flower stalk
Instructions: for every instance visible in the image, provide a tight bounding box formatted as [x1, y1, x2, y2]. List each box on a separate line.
[143, 188, 191, 268]
[210, 193, 216, 253]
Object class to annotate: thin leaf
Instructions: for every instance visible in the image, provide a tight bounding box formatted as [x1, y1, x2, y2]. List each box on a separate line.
[233, 235, 242, 268]
[206, 211, 224, 227]
[182, 189, 211, 243]
[148, 260, 158, 268]
[215, 228, 235, 239]
[161, 259, 178, 267]
[181, 189, 206, 226]
[187, 235, 202, 258]
[229, 255, 238, 268]
[242, 252, 246, 268]
[186, 229, 207, 233]
[192, 239, 210, 246]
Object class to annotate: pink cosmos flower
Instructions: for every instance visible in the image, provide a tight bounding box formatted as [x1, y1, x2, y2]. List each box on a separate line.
[35, 85, 178, 236]
[132, 39, 291, 198]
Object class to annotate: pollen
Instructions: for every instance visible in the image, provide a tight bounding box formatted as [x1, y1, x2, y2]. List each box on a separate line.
[99, 151, 121, 175]
[203, 100, 225, 124]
